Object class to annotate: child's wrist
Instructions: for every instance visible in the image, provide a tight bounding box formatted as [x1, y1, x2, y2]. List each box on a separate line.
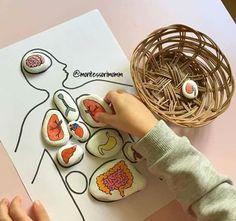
[138, 119, 158, 138]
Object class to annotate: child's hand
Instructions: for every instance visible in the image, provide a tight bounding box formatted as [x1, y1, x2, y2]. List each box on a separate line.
[95, 90, 157, 137]
[0, 196, 50, 221]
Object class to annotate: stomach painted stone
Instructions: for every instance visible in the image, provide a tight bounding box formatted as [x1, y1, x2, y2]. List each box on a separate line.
[57, 144, 84, 168]
[78, 95, 112, 127]
[53, 90, 79, 122]
[123, 142, 144, 163]
[86, 129, 123, 158]
[89, 159, 146, 202]
[42, 110, 69, 147]
[22, 52, 52, 74]
[68, 121, 90, 142]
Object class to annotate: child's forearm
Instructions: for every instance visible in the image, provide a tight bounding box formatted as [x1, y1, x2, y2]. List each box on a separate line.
[134, 120, 236, 221]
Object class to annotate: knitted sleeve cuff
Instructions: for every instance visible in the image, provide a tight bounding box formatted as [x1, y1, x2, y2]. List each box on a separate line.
[134, 120, 183, 166]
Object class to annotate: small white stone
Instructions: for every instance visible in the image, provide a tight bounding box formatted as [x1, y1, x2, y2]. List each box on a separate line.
[22, 52, 51, 74]
[89, 159, 146, 202]
[182, 80, 198, 99]
[86, 129, 123, 158]
[123, 142, 144, 163]
[78, 95, 112, 127]
[54, 90, 79, 122]
[57, 144, 84, 167]
[42, 110, 70, 147]
[68, 121, 90, 142]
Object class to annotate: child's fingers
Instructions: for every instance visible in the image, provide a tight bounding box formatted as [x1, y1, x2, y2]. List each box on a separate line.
[0, 198, 12, 221]
[94, 112, 115, 125]
[104, 90, 122, 104]
[32, 201, 50, 221]
[116, 89, 127, 94]
[9, 196, 32, 221]
[104, 90, 116, 103]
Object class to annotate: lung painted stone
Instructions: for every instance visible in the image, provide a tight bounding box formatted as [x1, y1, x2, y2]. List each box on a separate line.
[42, 110, 69, 147]
[68, 121, 90, 142]
[54, 90, 79, 122]
[86, 129, 123, 158]
[57, 144, 84, 168]
[89, 159, 146, 202]
[22, 52, 52, 74]
[78, 95, 112, 127]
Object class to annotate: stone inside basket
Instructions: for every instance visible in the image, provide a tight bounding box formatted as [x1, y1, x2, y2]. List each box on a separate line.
[130, 24, 235, 127]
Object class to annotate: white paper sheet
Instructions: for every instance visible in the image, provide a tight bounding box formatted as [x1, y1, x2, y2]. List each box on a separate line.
[0, 10, 173, 221]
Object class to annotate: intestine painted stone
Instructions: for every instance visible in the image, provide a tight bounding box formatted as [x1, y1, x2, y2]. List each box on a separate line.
[86, 129, 123, 158]
[89, 159, 146, 202]
[78, 95, 112, 127]
[53, 90, 79, 122]
[22, 52, 52, 74]
[42, 110, 69, 147]
[123, 142, 143, 163]
[57, 144, 84, 167]
[68, 121, 90, 142]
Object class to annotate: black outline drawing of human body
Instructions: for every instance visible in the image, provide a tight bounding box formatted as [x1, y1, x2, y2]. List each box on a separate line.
[14, 48, 135, 220]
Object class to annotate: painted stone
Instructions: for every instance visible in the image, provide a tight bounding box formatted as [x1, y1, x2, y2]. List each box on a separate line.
[22, 52, 51, 74]
[86, 129, 123, 158]
[123, 142, 144, 163]
[78, 95, 112, 127]
[89, 159, 146, 202]
[182, 80, 198, 99]
[42, 110, 69, 147]
[68, 121, 90, 142]
[53, 90, 79, 122]
[57, 144, 84, 167]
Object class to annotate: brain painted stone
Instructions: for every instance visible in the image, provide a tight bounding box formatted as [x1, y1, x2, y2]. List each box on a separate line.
[26, 54, 45, 68]
[22, 52, 52, 74]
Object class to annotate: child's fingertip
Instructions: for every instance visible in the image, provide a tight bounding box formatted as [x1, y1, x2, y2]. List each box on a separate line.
[33, 200, 41, 207]
[94, 112, 103, 121]
[0, 198, 9, 205]
[13, 195, 22, 203]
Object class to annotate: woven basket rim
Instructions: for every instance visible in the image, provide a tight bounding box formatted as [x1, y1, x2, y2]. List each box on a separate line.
[130, 24, 235, 127]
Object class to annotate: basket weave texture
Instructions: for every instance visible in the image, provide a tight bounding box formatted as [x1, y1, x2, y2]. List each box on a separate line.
[131, 24, 235, 127]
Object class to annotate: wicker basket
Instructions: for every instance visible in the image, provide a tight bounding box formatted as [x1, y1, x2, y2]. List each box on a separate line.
[130, 24, 235, 127]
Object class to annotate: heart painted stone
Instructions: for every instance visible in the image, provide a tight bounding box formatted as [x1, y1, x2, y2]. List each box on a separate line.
[22, 52, 52, 74]
[53, 90, 79, 122]
[68, 121, 90, 142]
[89, 159, 146, 202]
[123, 142, 144, 163]
[86, 129, 123, 158]
[42, 110, 69, 147]
[57, 144, 84, 167]
[78, 95, 112, 127]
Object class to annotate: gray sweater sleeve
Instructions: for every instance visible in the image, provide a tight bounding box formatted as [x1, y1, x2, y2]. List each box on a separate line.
[134, 120, 236, 221]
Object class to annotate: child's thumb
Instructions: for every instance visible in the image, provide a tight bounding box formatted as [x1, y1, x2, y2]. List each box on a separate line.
[94, 112, 114, 125]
